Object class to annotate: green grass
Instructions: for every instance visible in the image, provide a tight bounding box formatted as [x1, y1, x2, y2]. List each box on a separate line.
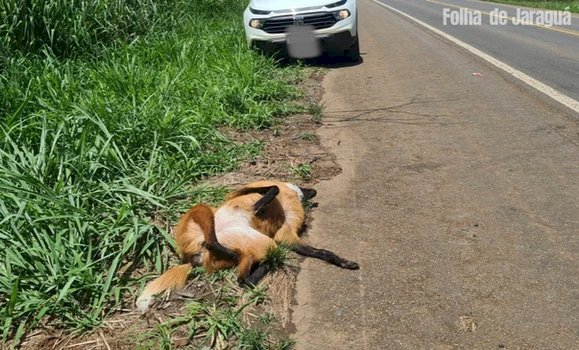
[482, 0, 579, 12]
[264, 244, 291, 270]
[290, 163, 313, 182]
[301, 132, 316, 142]
[0, 0, 302, 345]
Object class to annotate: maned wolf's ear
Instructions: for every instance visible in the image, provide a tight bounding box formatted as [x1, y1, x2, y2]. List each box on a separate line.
[299, 187, 317, 200]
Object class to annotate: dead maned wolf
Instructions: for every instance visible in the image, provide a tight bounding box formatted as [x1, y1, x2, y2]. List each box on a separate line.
[136, 180, 359, 311]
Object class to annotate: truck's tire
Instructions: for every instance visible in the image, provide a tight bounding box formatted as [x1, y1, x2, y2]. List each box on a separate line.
[344, 36, 360, 62]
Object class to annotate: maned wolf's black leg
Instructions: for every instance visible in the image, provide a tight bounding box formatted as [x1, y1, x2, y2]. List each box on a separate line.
[251, 186, 280, 214]
[241, 263, 273, 286]
[292, 244, 359, 270]
[203, 241, 240, 264]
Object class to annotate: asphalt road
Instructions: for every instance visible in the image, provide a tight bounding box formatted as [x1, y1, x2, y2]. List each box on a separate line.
[292, 0, 579, 348]
[374, 0, 579, 105]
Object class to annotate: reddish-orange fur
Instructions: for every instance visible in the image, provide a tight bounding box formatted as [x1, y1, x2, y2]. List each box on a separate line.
[137, 180, 357, 312]
[136, 198, 276, 312]
[174, 204, 215, 264]
[225, 180, 306, 245]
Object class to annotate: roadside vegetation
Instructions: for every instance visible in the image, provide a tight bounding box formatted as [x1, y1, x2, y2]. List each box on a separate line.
[0, 0, 304, 347]
[483, 0, 579, 12]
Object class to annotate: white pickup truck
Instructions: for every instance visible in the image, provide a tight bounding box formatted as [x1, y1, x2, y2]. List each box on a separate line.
[243, 0, 359, 61]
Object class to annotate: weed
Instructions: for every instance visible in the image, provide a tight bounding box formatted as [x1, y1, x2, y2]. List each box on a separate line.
[265, 244, 291, 270]
[275, 338, 297, 350]
[290, 163, 313, 181]
[307, 102, 325, 123]
[258, 312, 275, 326]
[239, 328, 269, 350]
[301, 132, 316, 141]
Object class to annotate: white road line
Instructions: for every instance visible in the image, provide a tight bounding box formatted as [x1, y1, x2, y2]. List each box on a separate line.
[372, 0, 579, 115]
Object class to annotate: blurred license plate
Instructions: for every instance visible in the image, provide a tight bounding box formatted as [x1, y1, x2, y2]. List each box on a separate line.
[286, 25, 321, 59]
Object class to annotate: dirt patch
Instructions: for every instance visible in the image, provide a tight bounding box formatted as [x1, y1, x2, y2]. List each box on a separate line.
[15, 69, 338, 350]
[209, 70, 338, 188]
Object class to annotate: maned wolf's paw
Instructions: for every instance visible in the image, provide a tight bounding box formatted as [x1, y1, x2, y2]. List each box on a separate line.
[341, 260, 360, 270]
[135, 295, 152, 313]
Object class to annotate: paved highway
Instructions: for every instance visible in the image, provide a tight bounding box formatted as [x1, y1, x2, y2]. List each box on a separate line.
[374, 0, 579, 106]
[293, 0, 579, 348]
